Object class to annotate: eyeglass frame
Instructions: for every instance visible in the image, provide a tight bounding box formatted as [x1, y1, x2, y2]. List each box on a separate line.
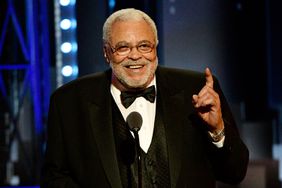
[106, 40, 155, 56]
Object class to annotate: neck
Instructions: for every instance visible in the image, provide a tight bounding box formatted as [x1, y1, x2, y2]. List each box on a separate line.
[111, 74, 154, 92]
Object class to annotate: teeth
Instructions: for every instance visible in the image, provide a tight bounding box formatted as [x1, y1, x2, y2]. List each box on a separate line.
[128, 65, 143, 69]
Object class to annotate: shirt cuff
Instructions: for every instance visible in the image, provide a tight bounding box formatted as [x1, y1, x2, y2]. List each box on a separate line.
[212, 136, 225, 148]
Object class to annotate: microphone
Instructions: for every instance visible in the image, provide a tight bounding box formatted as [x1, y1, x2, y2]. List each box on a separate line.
[126, 111, 143, 132]
[126, 111, 143, 188]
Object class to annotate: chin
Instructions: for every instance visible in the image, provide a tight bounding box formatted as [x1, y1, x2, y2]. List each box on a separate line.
[122, 79, 148, 89]
[126, 72, 153, 87]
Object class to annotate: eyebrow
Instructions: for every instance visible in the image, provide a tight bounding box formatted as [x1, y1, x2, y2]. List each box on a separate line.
[114, 40, 153, 47]
[114, 41, 129, 47]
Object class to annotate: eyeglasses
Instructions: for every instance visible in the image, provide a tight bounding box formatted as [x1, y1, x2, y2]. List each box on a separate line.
[108, 41, 155, 56]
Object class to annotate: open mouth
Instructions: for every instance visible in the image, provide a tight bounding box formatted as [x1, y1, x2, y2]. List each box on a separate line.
[125, 65, 144, 69]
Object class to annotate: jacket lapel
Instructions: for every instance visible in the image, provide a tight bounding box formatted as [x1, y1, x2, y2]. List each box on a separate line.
[160, 89, 185, 188]
[86, 70, 123, 188]
[85, 67, 194, 188]
[156, 67, 193, 188]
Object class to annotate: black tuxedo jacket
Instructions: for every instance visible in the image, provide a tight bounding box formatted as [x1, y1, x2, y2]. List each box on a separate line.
[41, 66, 249, 188]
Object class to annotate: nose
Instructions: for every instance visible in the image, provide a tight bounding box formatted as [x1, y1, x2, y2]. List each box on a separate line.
[127, 46, 142, 60]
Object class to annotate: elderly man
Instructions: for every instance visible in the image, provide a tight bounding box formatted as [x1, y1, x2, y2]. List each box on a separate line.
[41, 8, 248, 188]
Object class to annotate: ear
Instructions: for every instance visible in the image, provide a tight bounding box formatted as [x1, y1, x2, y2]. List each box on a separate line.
[103, 46, 110, 63]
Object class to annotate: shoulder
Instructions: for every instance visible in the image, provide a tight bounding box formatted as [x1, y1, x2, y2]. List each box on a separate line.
[157, 66, 205, 81]
[157, 66, 202, 76]
[51, 69, 111, 101]
[156, 66, 206, 86]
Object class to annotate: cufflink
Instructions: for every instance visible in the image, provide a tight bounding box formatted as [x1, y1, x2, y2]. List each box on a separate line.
[208, 128, 225, 142]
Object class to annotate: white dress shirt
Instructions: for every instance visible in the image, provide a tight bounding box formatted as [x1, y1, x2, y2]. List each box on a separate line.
[111, 77, 224, 151]
[111, 78, 157, 153]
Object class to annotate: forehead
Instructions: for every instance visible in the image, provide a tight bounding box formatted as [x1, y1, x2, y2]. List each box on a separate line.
[110, 20, 155, 44]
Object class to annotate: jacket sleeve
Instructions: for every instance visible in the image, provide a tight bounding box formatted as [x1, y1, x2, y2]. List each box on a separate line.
[40, 94, 79, 188]
[208, 77, 249, 185]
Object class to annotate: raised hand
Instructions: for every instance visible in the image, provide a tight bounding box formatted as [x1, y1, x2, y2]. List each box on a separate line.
[192, 68, 224, 133]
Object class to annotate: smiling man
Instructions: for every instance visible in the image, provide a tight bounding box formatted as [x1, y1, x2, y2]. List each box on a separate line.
[41, 8, 249, 188]
[103, 12, 158, 90]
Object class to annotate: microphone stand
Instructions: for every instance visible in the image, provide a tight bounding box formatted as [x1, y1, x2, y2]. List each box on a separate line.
[126, 111, 143, 188]
[133, 130, 142, 188]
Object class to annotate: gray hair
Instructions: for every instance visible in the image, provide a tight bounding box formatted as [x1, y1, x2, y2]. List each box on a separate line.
[103, 8, 158, 45]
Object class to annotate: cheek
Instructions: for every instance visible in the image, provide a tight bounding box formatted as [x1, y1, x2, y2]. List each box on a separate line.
[111, 56, 126, 64]
[106, 51, 124, 64]
[144, 50, 157, 62]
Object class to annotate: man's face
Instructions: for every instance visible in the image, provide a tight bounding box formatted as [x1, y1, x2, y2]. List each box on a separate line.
[104, 20, 158, 90]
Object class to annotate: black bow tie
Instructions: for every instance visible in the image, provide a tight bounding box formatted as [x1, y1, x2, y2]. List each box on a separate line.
[120, 85, 156, 108]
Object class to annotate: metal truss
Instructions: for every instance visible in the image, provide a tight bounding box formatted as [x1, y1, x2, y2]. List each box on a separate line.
[0, 0, 50, 185]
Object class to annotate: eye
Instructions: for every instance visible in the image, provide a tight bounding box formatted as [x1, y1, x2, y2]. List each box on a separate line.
[138, 43, 153, 52]
[116, 45, 130, 52]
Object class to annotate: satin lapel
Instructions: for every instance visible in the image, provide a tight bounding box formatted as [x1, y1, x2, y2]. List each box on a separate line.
[88, 101, 122, 188]
[156, 67, 195, 188]
[160, 89, 185, 188]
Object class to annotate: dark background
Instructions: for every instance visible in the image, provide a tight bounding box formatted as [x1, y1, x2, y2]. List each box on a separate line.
[0, 0, 281, 187]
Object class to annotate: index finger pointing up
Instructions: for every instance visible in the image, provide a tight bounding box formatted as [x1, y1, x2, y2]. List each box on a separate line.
[205, 67, 214, 88]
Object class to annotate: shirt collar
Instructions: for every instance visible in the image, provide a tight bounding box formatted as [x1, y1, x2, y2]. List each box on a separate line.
[110, 76, 156, 104]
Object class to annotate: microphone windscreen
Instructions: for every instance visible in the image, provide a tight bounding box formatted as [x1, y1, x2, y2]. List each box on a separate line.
[126, 111, 143, 132]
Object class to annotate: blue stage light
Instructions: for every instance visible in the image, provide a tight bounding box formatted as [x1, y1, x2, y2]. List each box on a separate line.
[109, 0, 116, 9]
[61, 65, 73, 77]
[60, 0, 71, 6]
[60, 19, 72, 30]
[55, 0, 78, 84]
[61, 65, 78, 77]
[60, 42, 72, 53]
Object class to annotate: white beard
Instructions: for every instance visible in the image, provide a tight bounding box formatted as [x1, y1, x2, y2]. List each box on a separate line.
[110, 58, 158, 89]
